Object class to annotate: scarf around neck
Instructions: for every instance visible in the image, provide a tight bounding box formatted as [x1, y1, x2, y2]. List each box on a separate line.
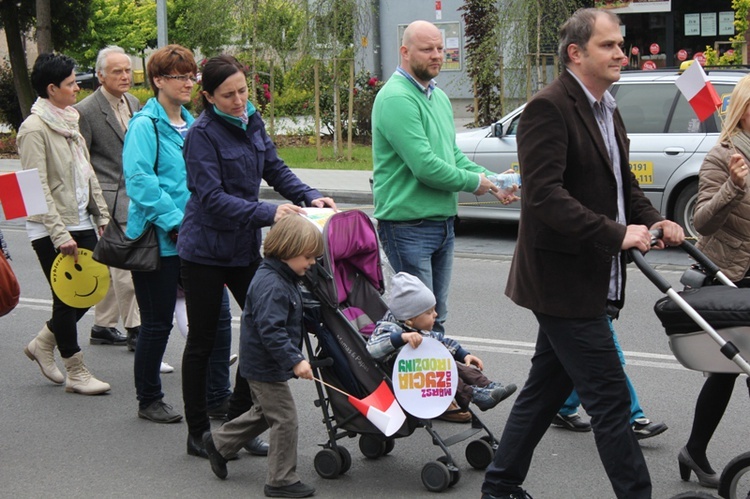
[30, 97, 93, 205]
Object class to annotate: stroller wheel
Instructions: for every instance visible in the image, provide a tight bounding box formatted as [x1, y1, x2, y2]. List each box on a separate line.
[466, 439, 495, 470]
[383, 439, 395, 455]
[359, 434, 386, 459]
[719, 451, 750, 499]
[421, 460, 451, 492]
[437, 456, 461, 487]
[337, 446, 352, 475]
[314, 448, 342, 479]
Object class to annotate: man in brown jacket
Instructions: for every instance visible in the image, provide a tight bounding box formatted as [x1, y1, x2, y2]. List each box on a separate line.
[481, 8, 683, 499]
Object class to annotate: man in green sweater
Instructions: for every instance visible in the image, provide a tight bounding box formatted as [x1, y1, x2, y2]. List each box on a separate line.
[372, 19, 511, 335]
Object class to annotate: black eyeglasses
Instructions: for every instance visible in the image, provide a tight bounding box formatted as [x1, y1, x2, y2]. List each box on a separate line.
[160, 74, 197, 83]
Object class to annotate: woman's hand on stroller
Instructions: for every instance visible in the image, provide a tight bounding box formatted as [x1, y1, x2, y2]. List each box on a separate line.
[293, 359, 313, 380]
[464, 354, 484, 371]
[402, 332, 423, 349]
[310, 197, 338, 212]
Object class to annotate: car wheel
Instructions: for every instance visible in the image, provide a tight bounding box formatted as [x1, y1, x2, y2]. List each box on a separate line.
[673, 181, 699, 242]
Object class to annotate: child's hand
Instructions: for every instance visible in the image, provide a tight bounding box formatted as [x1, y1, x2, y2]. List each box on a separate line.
[402, 332, 423, 349]
[293, 359, 313, 380]
[464, 354, 484, 370]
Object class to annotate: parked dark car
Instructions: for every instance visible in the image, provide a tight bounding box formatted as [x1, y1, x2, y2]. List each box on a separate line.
[75, 69, 99, 91]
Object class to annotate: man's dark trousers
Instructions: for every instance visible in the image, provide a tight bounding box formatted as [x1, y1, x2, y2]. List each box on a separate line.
[482, 312, 652, 499]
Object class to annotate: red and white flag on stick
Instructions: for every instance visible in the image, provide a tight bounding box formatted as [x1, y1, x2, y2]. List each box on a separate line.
[314, 376, 406, 437]
[347, 381, 406, 437]
[675, 61, 722, 122]
[0, 169, 48, 219]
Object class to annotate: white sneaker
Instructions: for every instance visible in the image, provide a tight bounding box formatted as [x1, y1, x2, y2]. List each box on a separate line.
[160, 361, 174, 374]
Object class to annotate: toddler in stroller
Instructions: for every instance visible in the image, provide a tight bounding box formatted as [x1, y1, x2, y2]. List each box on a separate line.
[301, 210, 517, 492]
[367, 272, 516, 412]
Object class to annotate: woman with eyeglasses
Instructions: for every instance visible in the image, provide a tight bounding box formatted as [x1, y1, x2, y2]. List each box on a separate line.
[177, 54, 336, 459]
[122, 44, 198, 428]
[18, 53, 111, 395]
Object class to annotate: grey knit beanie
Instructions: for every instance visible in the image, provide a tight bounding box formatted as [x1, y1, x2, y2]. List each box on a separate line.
[388, 272, 436, 321]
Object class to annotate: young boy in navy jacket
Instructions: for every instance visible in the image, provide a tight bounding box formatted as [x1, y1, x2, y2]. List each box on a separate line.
[203, 214, 323, 498]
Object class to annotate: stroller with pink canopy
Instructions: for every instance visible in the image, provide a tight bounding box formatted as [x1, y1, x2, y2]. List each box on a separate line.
[300, 210, 499, 492]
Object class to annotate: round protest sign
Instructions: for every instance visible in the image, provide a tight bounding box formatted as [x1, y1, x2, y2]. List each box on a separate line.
[50, 249, 110, 308]
[392, 337, 458, 419]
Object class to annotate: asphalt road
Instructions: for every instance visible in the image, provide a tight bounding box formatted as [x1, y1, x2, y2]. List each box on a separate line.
[1, 216, 748, 499]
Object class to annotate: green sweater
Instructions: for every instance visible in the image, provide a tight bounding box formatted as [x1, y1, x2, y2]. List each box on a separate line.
[372, 74, 490, 221]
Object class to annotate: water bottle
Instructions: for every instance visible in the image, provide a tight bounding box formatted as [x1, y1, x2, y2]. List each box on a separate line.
[489, 172, 521, 191]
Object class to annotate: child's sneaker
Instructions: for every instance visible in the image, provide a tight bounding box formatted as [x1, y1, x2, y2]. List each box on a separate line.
[471, 383, 517, 411]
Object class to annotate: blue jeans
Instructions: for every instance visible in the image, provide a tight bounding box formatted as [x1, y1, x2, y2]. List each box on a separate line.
[132, 256, 180, 408]
[558, 318, 645, 423]
[206, 288, 232, 408]
[377, 218, 454, 332]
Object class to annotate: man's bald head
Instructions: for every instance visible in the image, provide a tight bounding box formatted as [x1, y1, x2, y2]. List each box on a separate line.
[399, 20, 444, 86]
[402, 20, 441, 48]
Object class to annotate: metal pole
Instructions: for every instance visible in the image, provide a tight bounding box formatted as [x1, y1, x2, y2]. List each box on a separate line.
[156, 0, 168, 48]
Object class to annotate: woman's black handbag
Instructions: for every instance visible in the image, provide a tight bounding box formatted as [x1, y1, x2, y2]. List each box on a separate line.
[93, 219, 160, 271]
[93, 119, 161, 272]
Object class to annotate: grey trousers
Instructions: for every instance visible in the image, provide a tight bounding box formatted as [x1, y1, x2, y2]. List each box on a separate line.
[211, 379, 299, 487]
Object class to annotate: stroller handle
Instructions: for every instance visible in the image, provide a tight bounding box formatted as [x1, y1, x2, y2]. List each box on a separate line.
[629, 239, 722, 293]
[310, 357, 334, 369]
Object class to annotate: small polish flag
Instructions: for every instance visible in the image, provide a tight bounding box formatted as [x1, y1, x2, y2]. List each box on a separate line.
[0, 169, 48, 219]
[348, 380, 406, 437]
[675, 61, 722, 122]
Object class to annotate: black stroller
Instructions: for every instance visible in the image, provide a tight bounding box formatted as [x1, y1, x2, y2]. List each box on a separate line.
[300, 210, 500, 492]
[631, 239, 750, 499]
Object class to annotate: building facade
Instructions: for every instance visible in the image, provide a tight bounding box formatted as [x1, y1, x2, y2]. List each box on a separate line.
[357, 0, 743, 117]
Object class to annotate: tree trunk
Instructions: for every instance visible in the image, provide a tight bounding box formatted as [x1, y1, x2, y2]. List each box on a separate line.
[35, 0, 52, 54]
[1, 1, 34, 120]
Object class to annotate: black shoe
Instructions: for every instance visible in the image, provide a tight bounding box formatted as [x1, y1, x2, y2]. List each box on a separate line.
[207, 396, 230, 420]
[264, 481, 315, 498]
[187, 433, 208, 458]
[90, 325, 127, 345]
[203, 432, 228, 479]
[551, 413, 592, 432]
[632, 418, 668, 440]
[244, 436, 269, 456]
[481, 491, 533, 499]
[126, 327, 139, 352]
[137, 400, 183, 424]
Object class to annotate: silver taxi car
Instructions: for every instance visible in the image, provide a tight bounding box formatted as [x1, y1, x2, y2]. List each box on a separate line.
[455, 69, 749, 239]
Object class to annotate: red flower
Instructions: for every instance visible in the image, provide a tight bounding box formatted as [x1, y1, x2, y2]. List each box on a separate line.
[262, 83, 269, 90]
[367, 77, 378, 87]
[264, 91, 271, 101]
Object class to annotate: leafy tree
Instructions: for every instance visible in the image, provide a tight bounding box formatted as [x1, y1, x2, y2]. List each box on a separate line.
[460, 0, 502, 126]
[0, 0, 92, 119]
[705, 0, 749, 65]
[66, 0, 156, 68]
[170, 0, 236, 55]
[496, 0, 586, 110]
[0, 0, 36, 120]
[254, 0, 306, 72]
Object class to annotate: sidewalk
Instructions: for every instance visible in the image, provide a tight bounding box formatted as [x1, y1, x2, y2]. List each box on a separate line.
[0, 157, 374, 206]
[0, 117, 480, 207]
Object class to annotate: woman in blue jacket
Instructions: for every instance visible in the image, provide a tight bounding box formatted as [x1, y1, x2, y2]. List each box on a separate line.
[123, 44, 197, 428]
[178, 55, 336, 451]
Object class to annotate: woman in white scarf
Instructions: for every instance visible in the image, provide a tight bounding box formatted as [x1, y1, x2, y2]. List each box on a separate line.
[17, 53, 111, 396]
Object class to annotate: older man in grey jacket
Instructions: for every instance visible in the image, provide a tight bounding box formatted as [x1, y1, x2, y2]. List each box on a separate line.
[75, 46, 141, 350]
